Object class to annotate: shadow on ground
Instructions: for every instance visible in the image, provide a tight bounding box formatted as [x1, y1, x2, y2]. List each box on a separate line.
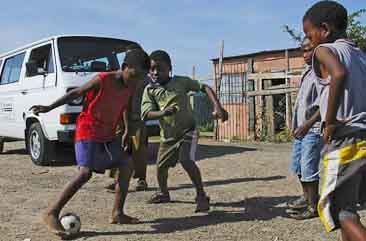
[0, 145, 76, 166]
[68, 195, 296, 240]
[1, 148, 28, 155]
[146, 143, 256, 164]
[168, 175, 285, 191]
[1, 141, 256, 168]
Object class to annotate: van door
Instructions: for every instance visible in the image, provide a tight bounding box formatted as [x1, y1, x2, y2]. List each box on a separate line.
[0, 52, 26, 138]
[18, 42, 57, 138]
[22, 42, 56, 90]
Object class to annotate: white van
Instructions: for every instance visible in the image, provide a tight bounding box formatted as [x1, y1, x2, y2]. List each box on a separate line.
[0, 35, 156, 165]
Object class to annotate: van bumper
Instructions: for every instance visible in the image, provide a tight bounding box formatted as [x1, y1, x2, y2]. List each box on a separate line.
[57, 130, 75, 143]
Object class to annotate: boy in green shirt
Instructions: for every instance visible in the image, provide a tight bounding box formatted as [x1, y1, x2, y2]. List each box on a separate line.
[141, 50, 228, 212]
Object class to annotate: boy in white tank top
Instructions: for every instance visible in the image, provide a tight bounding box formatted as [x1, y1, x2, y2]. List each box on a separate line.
[303, 1, 366, 240]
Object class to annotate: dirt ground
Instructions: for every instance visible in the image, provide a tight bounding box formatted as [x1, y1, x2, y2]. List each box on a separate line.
[0, 139, 362, 241]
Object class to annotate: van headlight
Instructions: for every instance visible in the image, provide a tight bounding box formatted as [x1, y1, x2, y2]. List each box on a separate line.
[67, 88, 84, 106]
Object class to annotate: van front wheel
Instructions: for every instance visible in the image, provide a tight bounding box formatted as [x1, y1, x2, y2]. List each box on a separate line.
[27, 123, 54, 166]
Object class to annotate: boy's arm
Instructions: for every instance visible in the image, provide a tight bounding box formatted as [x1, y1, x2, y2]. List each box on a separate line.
[122, 110, 129, 133]
[145, 107, 177, 120]
[183, 77, 228, 122]
[315, 47, 347, 142]
[202, 84, 228, 122]
[293, 109, 320, 139]
[120, 109, 130, 151]
[30, 75, 101, 115]
[140, 86, 175, 121]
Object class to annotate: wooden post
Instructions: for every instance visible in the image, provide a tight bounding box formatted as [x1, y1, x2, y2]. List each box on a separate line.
[255, 74, 263, 139]
[214, 40, 224, 141]
[213, 63, 219, 140]
[192, 65, 196, 80]
[264, 80, 274, 137]
[217, 40, 224, 93]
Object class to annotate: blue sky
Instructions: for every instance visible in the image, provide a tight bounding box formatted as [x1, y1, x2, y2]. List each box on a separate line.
[1, 0, 365, 80]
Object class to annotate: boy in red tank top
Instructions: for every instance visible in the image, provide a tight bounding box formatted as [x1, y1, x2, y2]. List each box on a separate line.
[30, 49, 150, 238]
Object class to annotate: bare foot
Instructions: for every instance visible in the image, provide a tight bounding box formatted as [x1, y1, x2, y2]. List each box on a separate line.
[42, 211, 68, 237]
[109, 213, 139, 224]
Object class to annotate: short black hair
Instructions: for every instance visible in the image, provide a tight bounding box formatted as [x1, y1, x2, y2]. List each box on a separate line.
[150, 50, 172, 69]
[303, 1, 348, 34]
[123, 49, 150, 71]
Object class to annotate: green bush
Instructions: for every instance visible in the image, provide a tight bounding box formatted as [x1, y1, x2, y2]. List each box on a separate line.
[272, 128, 293, 143]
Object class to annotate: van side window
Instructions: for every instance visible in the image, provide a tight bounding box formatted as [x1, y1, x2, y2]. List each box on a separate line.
[0, 53, 26, 85]
[27, 44, 54, 77]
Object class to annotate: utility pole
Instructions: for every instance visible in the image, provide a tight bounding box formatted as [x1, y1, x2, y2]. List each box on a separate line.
[192, 65, 196, 80]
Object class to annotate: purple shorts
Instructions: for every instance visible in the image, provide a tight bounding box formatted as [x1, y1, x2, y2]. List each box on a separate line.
[75, 137, 129, 173]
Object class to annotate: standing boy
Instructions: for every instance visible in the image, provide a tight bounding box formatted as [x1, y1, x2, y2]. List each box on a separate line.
[31, 49, 150, 237]
[141, 50, 228, 212]
[288, 37, 323, 220]
[303, 1, 366, 240]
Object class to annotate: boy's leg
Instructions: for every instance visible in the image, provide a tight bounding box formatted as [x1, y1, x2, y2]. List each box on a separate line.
[148, 142, 173, 203]
[180, 157, 205, 196]
[157, 165, 169, 194]
[288, 139, 308, 209]
[105, 168, 118, 191]
[131, 126, 148, 190]
[290, 132, 321, 219]
[339, 217, 366, 241]
[110, 160, 138, 224]
[336, 173, 366, 241]
[179, 138, 209, 212]
[43, 167, 92, 234]
[305, 180, 319, 208]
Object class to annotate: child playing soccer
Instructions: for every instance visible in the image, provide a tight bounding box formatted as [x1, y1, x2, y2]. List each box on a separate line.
[31, 49, 150, 237]
[303, 1, 366, 240]
[141, 50, 228, 212]
[106, 44, 150, 192]
[288, 37, 323, 220]
[105, 75, 150, 192]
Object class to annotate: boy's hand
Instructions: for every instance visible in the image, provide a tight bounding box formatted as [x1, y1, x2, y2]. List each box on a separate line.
[293, 124, 311, 139]
[323, 124, 337, 144]
[212, 108, 228, 122]
[121, 131, 129, 151]
[163, 106, 178, 116]
[29, 105, 51, 115]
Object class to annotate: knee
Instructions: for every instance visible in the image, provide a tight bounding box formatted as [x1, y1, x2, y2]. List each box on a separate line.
[79, 169, 92, 182]
[180, 159, 196, 170]
[339, 209, 360, 223]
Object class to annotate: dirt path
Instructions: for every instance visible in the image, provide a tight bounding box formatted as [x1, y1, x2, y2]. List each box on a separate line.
[0, 139, 357, 241]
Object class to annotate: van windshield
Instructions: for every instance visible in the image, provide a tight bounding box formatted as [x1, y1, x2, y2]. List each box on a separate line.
[58, 37, 137, 72]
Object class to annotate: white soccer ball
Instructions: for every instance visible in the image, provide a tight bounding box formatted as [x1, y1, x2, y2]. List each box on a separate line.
[60, 212, 81, 235]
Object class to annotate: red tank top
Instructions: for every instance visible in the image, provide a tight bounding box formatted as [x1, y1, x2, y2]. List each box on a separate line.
[75, 72, 131, 142]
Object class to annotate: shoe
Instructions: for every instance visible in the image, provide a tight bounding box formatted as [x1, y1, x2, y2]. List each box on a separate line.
[289, 205, 318, 220]
[147, 192, 171, 204]
[195, 195, 210, 213]
[287, 196, 307, 210]
[135, 179, 148, 191]
[285, 207, 305, 214]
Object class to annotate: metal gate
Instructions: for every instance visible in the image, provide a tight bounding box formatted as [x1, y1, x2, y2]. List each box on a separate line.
[214, 63, 299, 142]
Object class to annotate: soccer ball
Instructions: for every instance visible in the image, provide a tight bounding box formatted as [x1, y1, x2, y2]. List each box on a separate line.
[60, 212, 81, 235]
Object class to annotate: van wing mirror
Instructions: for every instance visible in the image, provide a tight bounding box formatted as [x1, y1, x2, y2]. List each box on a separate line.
[26, 62, 46, 76]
